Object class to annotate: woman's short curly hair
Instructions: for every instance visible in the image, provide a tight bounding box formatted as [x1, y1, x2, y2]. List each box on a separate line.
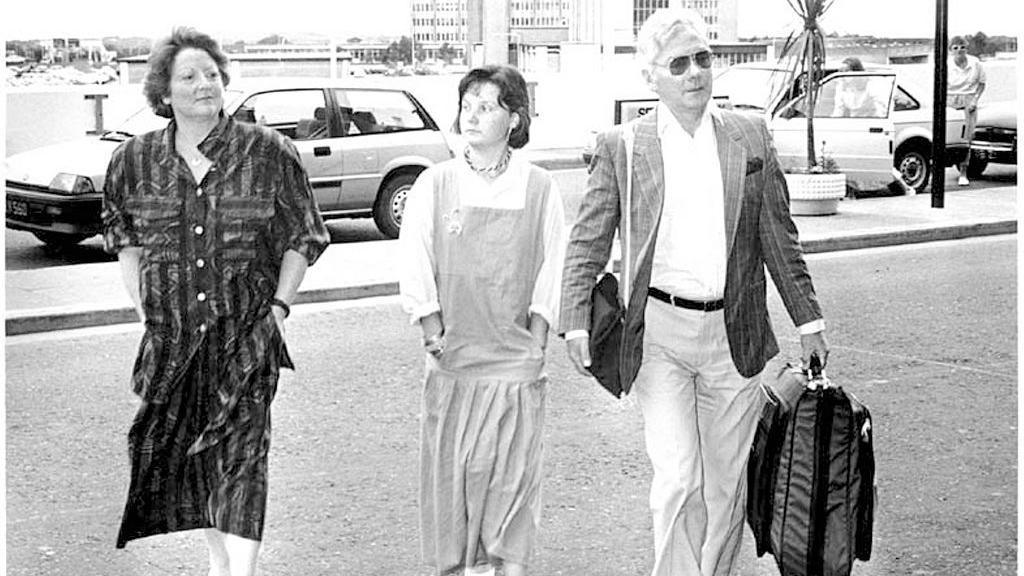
[143, 27, 231, 119]
[453, 65, 531, 149]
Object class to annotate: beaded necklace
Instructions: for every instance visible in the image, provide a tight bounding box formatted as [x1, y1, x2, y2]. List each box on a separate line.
[464, 146, 512, 178]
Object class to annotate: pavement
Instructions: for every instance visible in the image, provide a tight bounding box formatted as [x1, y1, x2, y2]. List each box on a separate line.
[4, 152, 1017, 336]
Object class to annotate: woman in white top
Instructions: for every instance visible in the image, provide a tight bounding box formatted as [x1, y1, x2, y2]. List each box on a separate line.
[947, 35, 987, 186]
[398, 65, 565, 576]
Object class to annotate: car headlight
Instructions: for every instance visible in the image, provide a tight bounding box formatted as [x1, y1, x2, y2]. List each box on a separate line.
[48, 173, 95, 195]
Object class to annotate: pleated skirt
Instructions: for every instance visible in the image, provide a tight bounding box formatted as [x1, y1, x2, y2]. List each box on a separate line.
[419, 366, 548, 574]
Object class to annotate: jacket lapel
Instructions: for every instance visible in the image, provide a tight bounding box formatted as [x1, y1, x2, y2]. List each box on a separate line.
[714, 112, 747, 259]
[627, 111, 663, 299]
[632, 111, 664, 228]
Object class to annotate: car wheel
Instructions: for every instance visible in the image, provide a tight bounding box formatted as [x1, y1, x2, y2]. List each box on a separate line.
[966, 154, 988, 180]
[32, 232, 90, 248]
[373, 172, 418, 239]
[895, 148, 931, 194]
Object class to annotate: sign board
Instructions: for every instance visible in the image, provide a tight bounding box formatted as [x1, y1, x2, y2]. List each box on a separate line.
[613, 98, 658, 124]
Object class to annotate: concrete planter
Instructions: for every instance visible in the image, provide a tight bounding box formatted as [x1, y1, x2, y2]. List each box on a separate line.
[785, 172, 847, 216]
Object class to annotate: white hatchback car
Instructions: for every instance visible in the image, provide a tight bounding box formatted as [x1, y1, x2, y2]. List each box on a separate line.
[758, 68, 969, 194]
[584, 62, 969, 195]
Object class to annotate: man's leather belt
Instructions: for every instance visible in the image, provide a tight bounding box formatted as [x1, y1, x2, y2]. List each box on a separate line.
[648, 287, 725, 312]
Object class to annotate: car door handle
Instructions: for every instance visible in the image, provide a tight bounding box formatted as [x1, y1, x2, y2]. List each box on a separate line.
[869, 127, 884, 133]
[314, 146, 331, 157]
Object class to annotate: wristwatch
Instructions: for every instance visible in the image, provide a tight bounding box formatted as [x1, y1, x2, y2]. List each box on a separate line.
[271, 297, 291, 318]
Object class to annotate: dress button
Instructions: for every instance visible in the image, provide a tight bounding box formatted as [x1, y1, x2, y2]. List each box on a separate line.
[194, 225, 204, 235]
[197, 258, 206, 268]
[196, 187, 204, 197]
[197, 292, 207, 302]
[199, 323, 208, 333]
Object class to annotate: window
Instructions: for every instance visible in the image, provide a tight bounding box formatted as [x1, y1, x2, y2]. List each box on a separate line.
[782, 75, 895, 119]
[235, 89, 329, 140]
[334, 89, 428, 135]
[892, 86, 920, 111]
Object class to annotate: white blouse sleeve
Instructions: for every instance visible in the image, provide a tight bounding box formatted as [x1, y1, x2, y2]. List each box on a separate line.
[398, 169, 441, 324]
[528, 177, 567, 328]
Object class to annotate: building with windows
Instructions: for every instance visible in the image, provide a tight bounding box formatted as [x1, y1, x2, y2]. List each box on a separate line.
[412, 1, 470, 62]
[411, 0, 763, 72]
[633, 0, 737, 41]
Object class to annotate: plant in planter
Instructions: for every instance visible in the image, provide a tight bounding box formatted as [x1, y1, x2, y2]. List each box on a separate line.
[776, 0, 847, 215]
[785, 143, 846, 216]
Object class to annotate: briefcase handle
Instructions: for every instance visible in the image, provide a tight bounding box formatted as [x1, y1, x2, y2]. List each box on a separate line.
[804, 354, 834, 390]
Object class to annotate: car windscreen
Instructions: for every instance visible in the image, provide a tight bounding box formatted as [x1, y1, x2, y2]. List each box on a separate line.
[713, 67, 791, 112]
[102, 89, 245, 141]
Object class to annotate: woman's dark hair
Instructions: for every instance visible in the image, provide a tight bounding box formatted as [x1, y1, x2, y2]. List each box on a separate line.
[841, 56, 865, 72]
[143, 27, 231, 118]
[453, 65, 531, 149]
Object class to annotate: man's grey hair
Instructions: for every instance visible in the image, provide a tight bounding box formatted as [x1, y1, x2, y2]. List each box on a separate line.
[636, 7, 711, 67]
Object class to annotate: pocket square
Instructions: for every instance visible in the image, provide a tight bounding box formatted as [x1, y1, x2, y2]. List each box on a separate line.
[746, 157, 764, 175]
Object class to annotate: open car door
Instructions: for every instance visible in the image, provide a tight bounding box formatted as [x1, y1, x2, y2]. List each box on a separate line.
[770, 72, 897, 192]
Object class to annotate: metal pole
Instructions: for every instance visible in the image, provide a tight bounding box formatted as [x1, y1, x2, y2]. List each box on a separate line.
[931, 0, 948, 208]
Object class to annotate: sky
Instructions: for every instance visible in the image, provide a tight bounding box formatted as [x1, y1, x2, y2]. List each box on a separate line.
[1, 0, 1020, 42]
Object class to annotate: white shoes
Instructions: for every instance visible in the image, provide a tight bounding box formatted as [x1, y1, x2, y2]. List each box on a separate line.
[958, 175, 970, 186]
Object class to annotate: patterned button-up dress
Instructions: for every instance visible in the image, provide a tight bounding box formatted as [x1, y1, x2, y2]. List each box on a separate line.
[103, 114, 329, 547]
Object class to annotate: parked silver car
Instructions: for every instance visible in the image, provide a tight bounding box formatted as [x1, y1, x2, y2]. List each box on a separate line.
[5, 79, 453, 246]
[969, 100, 1016, 179]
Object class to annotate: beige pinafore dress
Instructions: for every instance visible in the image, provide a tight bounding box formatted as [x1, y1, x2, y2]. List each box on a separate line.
[420, 161, 551, 574]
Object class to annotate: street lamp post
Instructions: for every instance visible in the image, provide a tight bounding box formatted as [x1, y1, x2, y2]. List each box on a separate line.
[931, 0, 948, 208]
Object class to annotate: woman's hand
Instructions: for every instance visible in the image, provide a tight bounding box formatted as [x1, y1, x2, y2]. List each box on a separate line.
[528, 313, 549, 353]
[420, 312, 445, 358]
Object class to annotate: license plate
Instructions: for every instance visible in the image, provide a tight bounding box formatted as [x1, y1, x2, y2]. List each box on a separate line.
[7, 198, 28, 217]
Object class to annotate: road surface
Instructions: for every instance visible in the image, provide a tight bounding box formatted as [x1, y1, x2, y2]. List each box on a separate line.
[6, 236, 1016, 576]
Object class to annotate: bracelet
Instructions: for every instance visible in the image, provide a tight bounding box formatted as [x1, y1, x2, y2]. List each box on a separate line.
[271, 297, 291, 318]
[423, 331, 445, 357]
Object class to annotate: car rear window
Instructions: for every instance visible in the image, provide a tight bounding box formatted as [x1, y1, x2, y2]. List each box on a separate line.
[334, 89, 427, 135]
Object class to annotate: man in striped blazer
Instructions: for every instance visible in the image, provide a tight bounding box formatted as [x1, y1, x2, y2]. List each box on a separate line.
[559, 8, 829, 576]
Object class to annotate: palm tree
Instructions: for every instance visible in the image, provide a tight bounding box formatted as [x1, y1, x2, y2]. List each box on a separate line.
[777, 0, 837, 169]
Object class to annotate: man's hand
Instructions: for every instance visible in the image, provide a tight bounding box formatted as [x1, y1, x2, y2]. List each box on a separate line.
[271, 305, 287, 340]
[566, 336, 592, 377]
[800, 330, 829, 370]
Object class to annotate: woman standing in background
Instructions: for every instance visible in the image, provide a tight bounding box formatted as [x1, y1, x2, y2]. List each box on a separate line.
[947, 35, 986, 186]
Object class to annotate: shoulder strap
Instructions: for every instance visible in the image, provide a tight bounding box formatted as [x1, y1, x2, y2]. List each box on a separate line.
[621, 121, 636, 305]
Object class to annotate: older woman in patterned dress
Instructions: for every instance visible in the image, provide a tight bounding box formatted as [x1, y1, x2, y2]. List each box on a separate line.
[103, 27, 328, 576]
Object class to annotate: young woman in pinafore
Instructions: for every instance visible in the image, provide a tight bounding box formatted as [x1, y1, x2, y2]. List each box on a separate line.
[398, 65, 566, 576]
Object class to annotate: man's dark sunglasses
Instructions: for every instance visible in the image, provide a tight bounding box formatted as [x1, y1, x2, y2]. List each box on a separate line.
[662, 51, 713, 75]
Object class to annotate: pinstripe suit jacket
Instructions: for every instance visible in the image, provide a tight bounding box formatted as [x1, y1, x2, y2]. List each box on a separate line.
[560, 107, 822, 394]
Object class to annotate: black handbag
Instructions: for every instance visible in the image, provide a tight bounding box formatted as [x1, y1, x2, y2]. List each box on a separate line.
[587, 272, 624, 398]
[584, 122, 636, 399]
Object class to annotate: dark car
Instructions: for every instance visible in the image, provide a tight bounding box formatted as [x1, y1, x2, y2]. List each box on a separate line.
[969, 101, 1016, 179]
[5, 79, 453, 246]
